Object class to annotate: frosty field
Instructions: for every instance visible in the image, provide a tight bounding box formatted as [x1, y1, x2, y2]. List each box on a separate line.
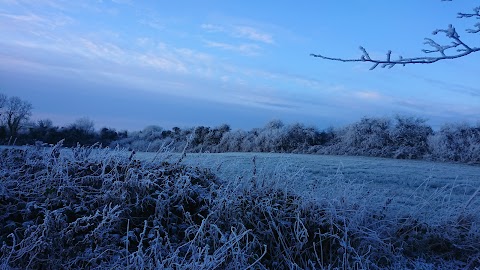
[139, 151, 480, 206]
[2, 145, 480, 269]
[137, 150, 480, 238]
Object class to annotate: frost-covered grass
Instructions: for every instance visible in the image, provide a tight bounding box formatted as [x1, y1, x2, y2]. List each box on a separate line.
[169, 152, 480, 206]
[1, 144, 480, 269]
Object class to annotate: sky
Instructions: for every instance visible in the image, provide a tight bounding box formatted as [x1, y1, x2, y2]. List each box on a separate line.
[0, 0, 479, 131]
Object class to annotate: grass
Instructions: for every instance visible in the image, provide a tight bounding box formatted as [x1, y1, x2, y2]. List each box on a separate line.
[1, 143, 479, 269]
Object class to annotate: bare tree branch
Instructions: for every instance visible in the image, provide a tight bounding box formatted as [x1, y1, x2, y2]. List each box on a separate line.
[311, 3, 480, 70]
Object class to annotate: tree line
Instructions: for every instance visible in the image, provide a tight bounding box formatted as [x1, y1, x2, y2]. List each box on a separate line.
[2, 92, 479, 164]
[112, 116, 480, 164]
[0, 93, 127, 147]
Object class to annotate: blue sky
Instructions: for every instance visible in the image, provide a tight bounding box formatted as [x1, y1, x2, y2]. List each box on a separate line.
[0, 0, 479, 131]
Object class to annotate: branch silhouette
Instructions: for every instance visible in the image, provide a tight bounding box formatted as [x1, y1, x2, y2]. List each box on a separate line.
[311, 3, 480, 70]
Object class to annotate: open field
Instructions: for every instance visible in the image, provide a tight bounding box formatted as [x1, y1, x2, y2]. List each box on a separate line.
[138, 151, 480, 208]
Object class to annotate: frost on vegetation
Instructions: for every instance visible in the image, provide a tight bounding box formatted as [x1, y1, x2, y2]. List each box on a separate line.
[110, 117, 480, 165]
[0, 142, 222, 269]
[1, 143, 480, 269]
[311, 2, 480, 69]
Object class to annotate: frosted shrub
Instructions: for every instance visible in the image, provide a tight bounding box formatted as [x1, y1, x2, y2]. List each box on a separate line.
[429, 123, 480, 164]
[0, 144, 228, 269]
[390, 116, 433, 159]
[216, 130, 246, 152]
[320, 117, 393, 157]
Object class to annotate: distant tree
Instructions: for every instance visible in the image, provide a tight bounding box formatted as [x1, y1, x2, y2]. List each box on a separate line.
[339, 117, 393, 156]
[134, 125, 165, 151]
[99, 127, 120, 146]
[0, 93, 6, 139]
[204, 124, 231, 149]
[3, 96, 33, 137]
[38, 119, 54, 129]
[281, 123, 308, 152]
[172, 127, 181, 135]
[192, 126, 210, 147]
[317, 128, 336, 146]
[217, 129, 247, 152]
[265, 119, 284, 130]
[0, 93, 6, 115]
[28, 119, 60, 144]
[57, 118, 98, 146]
[311, 2, 480, 69]
[216, 123, 231, 134]
[140, 125, 163, 141]
[390, 116, 433, 159]
[118, 130, 128, 139]
[429, 123, 480, 163]
[70, 117, 95, 134]
[161, 130, 173, 138]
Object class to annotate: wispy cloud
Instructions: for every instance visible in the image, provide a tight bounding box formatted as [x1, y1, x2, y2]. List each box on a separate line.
[406, 72, 480, 97]
[1, 0, 66, 9]
[353, 91, 383, 101]
[77, 38, 126, 61]
[201, 23, 275, 44]
[204, 40, 260, 55]
[233, 26, 274, 44]
[230, 92, 300, 110]
[200, 23, 224, 32]
[393, 99, 429, 112]
[111, 0, 132, 4]
[394, 99, 480, 124]
[136, 54, 187, 73]
[139, 18, 164, 31]
[0, 12, 72, 30]
[0, 5, 379, 117]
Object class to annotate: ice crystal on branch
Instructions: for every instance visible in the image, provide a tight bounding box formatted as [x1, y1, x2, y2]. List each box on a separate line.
[311, 2, 480, 69]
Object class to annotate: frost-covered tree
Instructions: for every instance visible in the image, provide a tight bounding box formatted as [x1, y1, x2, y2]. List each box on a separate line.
[265, 119, 284, 130]
[338, 117, 393, 156]
[192, 126, 210, 147]
[204, 124, 231, 150]
[280, 123, 313, 152]
[429, 123, 480, 163]
[3, 96, 33, 137]
[253, 121, 287, 152]
[139, 125, 163, 141]
[217, 129, 247, 152]
[311, 1, 480, 69]
[390, 116, 433, 159]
